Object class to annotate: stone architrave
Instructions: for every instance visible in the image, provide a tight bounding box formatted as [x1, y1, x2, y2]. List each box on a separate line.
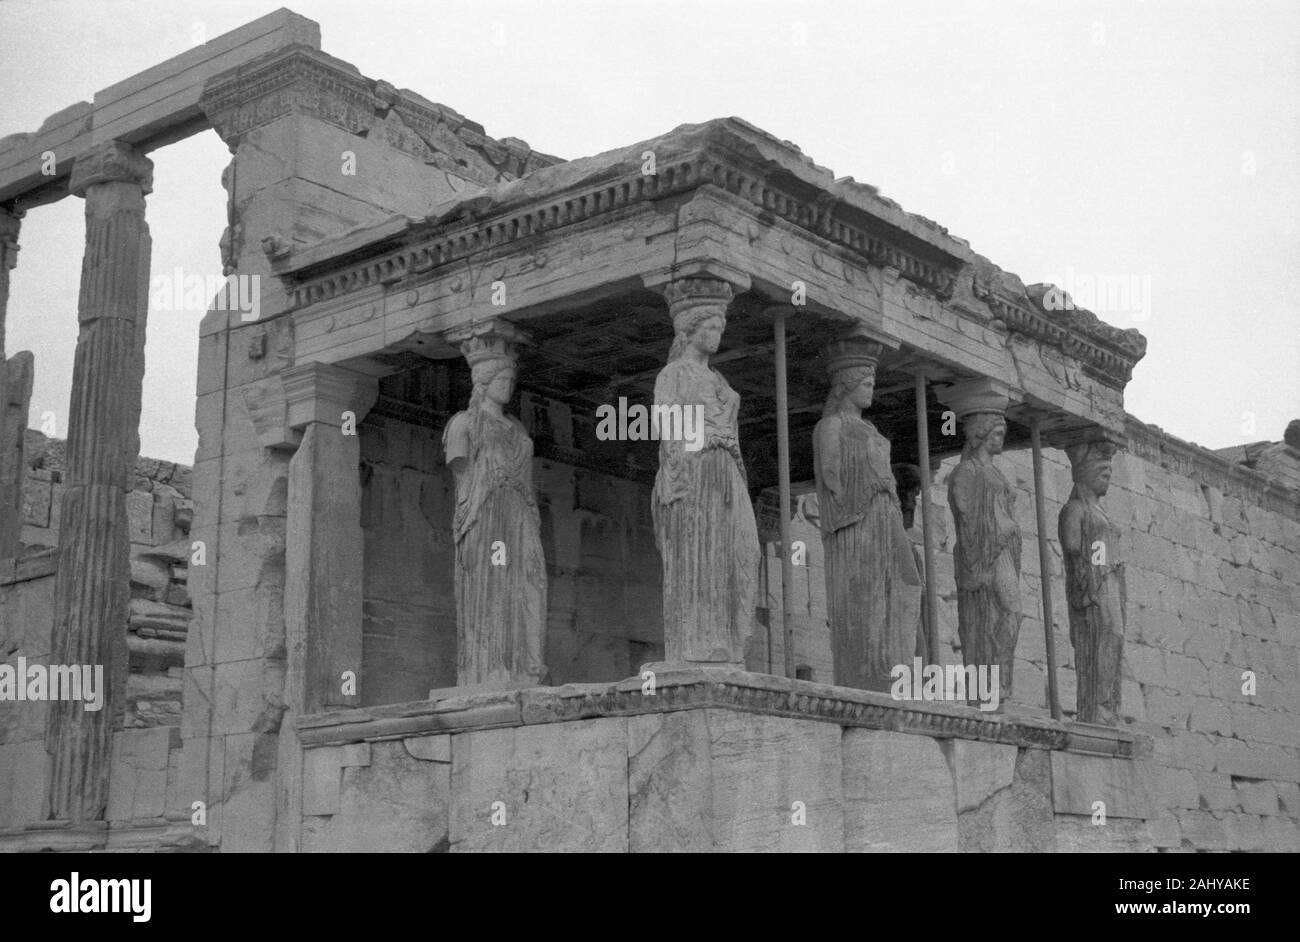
[650, 277, 759, 666]
[1059, 437, 1126, 725]
[939, 380, 1022, 707]
[47, 141, 153, 823]
[442, 319, 548, 687]
[813, 336, 919, 691]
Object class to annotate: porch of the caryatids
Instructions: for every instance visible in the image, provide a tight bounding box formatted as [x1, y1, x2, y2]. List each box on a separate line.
[47, 141, 154, 823]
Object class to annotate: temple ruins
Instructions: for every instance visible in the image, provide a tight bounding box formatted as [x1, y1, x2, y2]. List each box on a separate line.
[1, 9, 1298, 852]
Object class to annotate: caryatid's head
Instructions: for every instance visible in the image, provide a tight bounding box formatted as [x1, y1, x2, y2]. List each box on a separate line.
[822, 337, 885, 416]
[964, 411, 1008, 457]
[1068, 441, 1117, 497]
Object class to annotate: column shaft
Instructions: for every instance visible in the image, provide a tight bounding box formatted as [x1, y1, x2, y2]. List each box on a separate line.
[0, 209, 27, 557]
[46, 142, 153, 823]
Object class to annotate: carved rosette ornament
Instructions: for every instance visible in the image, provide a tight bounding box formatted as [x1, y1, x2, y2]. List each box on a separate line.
[47, 140, 155, 823]
[651, 277, 760, 665]
[1059, 437, 1126, 725]
[442, 320, 548, 686]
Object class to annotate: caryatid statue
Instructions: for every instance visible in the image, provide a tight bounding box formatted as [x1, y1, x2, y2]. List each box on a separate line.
[1059, 439, 1125, 725]
[942, 383, 1022, 705]
[813, 338, 920, 691]
[443, 321, 548, 686]
[651, 277, 759, 665]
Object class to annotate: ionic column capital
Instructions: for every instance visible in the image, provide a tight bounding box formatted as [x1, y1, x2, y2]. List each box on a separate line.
[70, 141, 154, 198]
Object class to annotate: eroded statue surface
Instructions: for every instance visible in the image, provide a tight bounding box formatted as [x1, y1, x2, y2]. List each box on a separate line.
[813, 340, 920, 691]
[1060, 440, 1125, 725]
[652, 278, 759, 664]
[948, 409, 1022, 703]
[444, 328, 548, 685]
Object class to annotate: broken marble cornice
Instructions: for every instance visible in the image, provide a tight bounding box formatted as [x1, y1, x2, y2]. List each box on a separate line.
[199, 44, 558, 179]
[294, 668, 1151, 759]
[279, 119, 966, 301]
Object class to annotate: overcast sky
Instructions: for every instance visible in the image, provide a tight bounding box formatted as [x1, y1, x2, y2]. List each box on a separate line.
[2, 0, 1297, 465]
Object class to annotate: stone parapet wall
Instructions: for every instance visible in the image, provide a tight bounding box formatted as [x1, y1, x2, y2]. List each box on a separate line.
[285, 671, 1156, 853]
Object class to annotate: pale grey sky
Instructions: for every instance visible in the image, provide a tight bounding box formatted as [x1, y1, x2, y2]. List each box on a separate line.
[2, 0, 1297, 465]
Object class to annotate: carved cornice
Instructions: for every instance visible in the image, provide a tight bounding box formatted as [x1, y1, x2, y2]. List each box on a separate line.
[277, 119, 1146, 394]
[972, 277, 1147, 390]
[199, 45, 559, 180]
[294, 666, 1152, 759]
[281, 127, 967, 308]
[69, 141, 153, 197]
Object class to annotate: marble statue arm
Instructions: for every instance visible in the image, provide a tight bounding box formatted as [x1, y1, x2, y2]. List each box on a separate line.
[442, 412, 477, 539]
[813, 417, 844, 501]
[1058, 499, 1103, 609]
[653, 365, 696, 505]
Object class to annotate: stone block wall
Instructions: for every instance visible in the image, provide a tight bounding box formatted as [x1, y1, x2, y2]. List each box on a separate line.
[0, 432, 193, 830]
[906, 419, 1300, 852]
[356, 407, 663, 703]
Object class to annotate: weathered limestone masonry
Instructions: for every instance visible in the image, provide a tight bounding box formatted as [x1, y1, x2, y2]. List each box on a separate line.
[1, 433, 193, 845]
[1, 8, 1297, 852]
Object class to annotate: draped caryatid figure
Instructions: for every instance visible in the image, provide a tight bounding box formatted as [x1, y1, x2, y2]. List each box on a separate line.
[813, 339, 920, 691]
[651, 278, 759, 664]
[945, 391, 1022, 704]
[443, 323, 548, 686]
[1059, 439, 1125, 725]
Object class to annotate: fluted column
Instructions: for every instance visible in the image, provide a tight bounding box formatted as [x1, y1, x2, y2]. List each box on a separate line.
[0, 208, 28, 558]
[0, 207, 19, 356]
[46, 141, 153, 823]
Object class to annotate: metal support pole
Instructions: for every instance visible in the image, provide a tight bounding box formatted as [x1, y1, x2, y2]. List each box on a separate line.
[914, 375, 940, 666]
[774, 310, 796, 679]
[1030, 418, 1063, 721]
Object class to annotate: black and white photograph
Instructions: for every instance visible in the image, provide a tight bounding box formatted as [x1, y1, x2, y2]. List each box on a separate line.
[0, 0, 1295, 907]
